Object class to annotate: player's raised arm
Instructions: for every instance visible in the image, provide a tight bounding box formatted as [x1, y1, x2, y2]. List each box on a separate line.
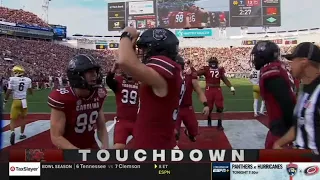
[97, 106, 108, 149]
[106, 63, 118, 93]
[220, 67, 235, 95]
[118, 27, 180, 97]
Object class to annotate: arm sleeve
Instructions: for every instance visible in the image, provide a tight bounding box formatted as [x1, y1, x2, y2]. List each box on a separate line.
[47, 91, 65, 110]
[264, 77, 295, 128]
[146, 58, 175, 79]
[105, 72, 117, 93]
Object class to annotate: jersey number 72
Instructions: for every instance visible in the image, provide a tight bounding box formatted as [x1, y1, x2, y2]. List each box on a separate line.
[210, 70, 220, 78]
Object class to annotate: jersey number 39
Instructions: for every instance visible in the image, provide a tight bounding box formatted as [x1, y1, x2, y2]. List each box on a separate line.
[75, 111, 99, 133]
[121, 89, 138, 105]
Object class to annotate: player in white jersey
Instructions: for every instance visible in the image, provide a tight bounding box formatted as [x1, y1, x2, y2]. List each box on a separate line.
[249, 68, 265, 117]
[3, 65, 33, 145]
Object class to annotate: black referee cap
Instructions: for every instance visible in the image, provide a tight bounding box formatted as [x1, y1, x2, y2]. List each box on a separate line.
[282, 42, 320, 63]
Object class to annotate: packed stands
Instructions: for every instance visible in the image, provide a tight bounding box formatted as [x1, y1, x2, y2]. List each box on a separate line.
[0, 7, 49, 28]
[0, 36, 295, 79]
[0, 6, 318, 82]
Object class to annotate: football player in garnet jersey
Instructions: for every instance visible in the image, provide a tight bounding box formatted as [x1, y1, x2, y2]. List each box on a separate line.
[168, 11, 191, 28]
[117, 27, 184, 149]
[197, 57, 235, 129]
[175, 58, 209, 142]
[48, 54, 109, 149]
[250, 41, 296, 149]
[188, 5, 208, 27]
[106, 63, 139, 149]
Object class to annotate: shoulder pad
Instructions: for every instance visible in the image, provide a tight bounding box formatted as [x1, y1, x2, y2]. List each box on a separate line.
[48, 89, 68, 110]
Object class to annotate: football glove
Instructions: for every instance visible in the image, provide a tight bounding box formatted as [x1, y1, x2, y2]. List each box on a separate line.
[230, 87, 235, 95]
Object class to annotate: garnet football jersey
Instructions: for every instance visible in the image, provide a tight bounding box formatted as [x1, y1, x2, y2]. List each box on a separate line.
[200, 66, 225, 86]
[259, 62, 296, 127]
[189, 11, 203, 27]
[181, 70, 197, 107]
[133, 56, 184, 149]
[168, 11, 189, 28]
[114, 76, 139, 122]
[47, 87, 107, 149]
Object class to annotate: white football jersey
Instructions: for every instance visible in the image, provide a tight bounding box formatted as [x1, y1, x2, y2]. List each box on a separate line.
[250, 69, 260, 85]
[8, 76, 32, 99]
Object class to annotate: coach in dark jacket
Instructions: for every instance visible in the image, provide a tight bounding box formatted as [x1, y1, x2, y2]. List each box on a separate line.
[273, 42, 320, 154]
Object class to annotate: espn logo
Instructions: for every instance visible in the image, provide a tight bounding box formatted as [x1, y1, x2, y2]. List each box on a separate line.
[9, 162, 41, 176]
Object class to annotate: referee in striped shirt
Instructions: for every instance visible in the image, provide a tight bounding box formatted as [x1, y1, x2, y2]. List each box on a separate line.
[273, 42, 320, 154]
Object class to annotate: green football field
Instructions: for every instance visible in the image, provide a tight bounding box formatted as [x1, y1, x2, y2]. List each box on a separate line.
[4, 79, 255, 113]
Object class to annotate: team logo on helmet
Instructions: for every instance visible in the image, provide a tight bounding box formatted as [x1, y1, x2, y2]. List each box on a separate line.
[153, 29, 167, 41]
[68, 59, 76, 70]
[98, 88, 106, 98]
[256, 42, 267, 51]
[286, 163, 298, 177]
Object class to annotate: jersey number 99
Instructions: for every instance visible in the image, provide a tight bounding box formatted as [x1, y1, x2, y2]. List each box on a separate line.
[75, 111, 99, 133]
[121, 89, 138, 105]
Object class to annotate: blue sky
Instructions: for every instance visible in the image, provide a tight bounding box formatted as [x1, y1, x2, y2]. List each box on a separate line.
[2, 0, 320, 36]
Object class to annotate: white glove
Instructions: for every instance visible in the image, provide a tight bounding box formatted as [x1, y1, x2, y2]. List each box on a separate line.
[230, 87, 235, 92]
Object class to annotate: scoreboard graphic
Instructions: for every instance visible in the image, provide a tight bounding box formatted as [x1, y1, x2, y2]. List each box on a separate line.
[229, 0, 281, 27]
[107, 0, 281, 31]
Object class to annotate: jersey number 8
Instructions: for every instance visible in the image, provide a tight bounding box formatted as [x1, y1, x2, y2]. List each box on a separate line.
[18, 82, 25, 91]
[75, 111, 99, 133]
[121, 89, 138, 105]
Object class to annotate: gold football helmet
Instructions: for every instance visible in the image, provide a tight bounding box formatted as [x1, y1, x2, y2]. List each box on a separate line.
[12, 65, 25, 77]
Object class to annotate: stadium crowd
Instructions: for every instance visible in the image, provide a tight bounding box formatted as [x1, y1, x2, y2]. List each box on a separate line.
[0, 6, 297, 81]
[0, 37, 295, 80]
[0, 7, 49, 27]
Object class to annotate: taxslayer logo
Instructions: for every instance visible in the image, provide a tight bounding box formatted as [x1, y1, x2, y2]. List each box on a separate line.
[9, 162, 41, 176]
[304, 166, 319, 176]
[11, 166, 39, 172]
